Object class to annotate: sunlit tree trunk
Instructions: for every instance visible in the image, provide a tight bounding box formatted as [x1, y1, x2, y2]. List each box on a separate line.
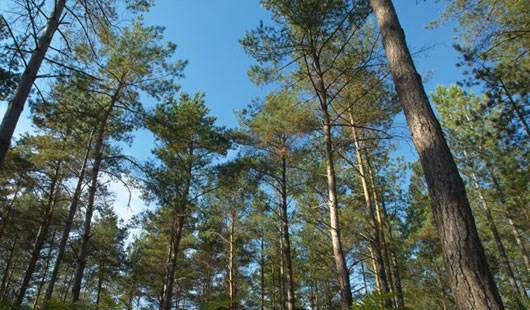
[366, 154, 405, 307]
[349, 115, 391, 307]
[368, 1, 503, 308]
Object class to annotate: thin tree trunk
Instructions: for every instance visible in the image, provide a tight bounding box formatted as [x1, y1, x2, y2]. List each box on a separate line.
[71, 82, 123, 302]
[271, 262, 276, 310]
[16, 161, 62, 305]
[0, 185, 20, 243]
[465, 153, 522, 296]
[366, 155, 405, 308]
[161, 215, 185, 310]
[45, 129, 94, 301]
[486, 165, 530, 275]
[360, 260, 368, 296]
[161, 161, 192, 310]
[0, 0, 67, 166]
[0, 238, 17, 299]
[279, 153, 296, 310]
[229, 210, 236, 310]
[95, 263, 104, 309]
[368, 1, 503, 309]
[369, 246, 381, 293]
[278, 217, 286, 310]
[349, 116, 391, 307]
[435, 264, 449, 310]
[320, 101, 352, 308]
[260, 228, 265, 310]
[32, 232, 56, 310]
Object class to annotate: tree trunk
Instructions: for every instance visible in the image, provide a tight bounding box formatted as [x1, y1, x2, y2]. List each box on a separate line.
[229, 209, 236, 310]
[0, 238, 17, 299]
[368, 1, 503, 309]
[465, 154, 523, 296]
[0, 185, 20, 243]
[16, 161, 62, 306]
[320, 100, 353, 308]
[260, 228, 265, 310]
[271, 263, 276, 310]
[32, 231, 55, 310]
[45, 130, 94, 301]
[95, 263, 104, 309]
[71, 84, 122, 302]
[366, 155, 405, 308]
[486, 165, 530, 275]
[280, 154, 295, 310]
[161, 158, 192, 310]
[0, 0, 67, 166]
[161, 214, 185, 310]
[278, 217, 286, 310]
[349, 116, 392, 308]
[435, 264, 449, 310]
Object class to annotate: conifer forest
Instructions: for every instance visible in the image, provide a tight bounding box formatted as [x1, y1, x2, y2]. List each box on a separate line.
[0, 0, 529, 309]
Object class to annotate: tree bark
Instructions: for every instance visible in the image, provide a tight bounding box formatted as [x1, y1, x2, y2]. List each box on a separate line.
[71, 83, 123, 302]
[279, 154, 295, 310]
[320, 99, 353, 309]
[368, 1, 504, 309]
[45, 130, 94, 301]
[229, 209, 236, 310]
[0, 0, 67, 166]
[160, 214, 185, 310]
[161, 157, 192, 310]
[16, 161, 62, 305]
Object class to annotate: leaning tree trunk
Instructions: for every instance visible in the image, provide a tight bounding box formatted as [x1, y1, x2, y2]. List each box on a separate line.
[486, 165, 530, 275]
[349, 111, 392, 308]
[45, 130, 94, 301]
[368, 1, 504, 309]
[71, 84, 122, 302]
[464, 151, 523, 297]
[16, 161, 62, 306]
[366, 154, 405, 308]
[0, 0, 67, 166]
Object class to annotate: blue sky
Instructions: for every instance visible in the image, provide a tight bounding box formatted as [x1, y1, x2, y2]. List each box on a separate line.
[1, 0, 464, 221]
[133, 0, 463, 160]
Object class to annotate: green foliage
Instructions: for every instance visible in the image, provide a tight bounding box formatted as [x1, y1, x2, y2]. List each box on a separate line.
[351, 292, 409, 310]
[198, 300, 233, 310]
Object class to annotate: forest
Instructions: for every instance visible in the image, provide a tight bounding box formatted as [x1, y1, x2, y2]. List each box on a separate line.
[0, 0, 528, 309]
